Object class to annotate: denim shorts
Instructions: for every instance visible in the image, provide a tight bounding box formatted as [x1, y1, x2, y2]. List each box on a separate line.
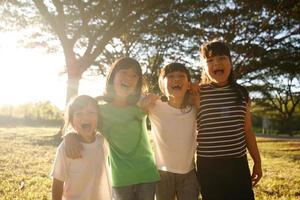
[156, 169, 199, 200]
[112, 182, 156, 200]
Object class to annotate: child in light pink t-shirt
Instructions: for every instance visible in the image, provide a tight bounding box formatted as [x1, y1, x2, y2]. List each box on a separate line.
[51, 95, 111, 200]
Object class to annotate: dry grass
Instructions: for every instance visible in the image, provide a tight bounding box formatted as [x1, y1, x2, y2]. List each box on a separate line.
[0, 127, 299, 199]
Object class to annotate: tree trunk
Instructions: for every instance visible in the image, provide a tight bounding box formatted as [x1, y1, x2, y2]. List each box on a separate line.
[66, 76, 80, 105]
[56, 76, 79, 136]
[286, 115, 294, 137]
[279, 116, 294, 137]
[58, 63, 82, 136]
[65, 59, 84, 105]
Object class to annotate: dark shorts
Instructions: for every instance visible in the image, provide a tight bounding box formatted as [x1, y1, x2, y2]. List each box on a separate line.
[196, 155, 254, 200]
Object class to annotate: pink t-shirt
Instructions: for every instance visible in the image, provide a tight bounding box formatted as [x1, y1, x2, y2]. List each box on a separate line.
[51, 134, 112, 200]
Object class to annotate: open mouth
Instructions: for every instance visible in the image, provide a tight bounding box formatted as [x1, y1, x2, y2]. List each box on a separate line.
[121, 83, 130, 90]
[171, 85, 182, 90]
[81, 123, 91, 129]
[214, 69, 224, 75]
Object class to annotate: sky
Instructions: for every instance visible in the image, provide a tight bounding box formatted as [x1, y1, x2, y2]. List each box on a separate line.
[0, 32, 105, 110]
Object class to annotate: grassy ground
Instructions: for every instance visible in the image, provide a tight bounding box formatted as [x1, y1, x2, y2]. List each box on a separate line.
[0, 127, 299, 200]
[0, 127, 60, 200]
[252, 137, 300, 200]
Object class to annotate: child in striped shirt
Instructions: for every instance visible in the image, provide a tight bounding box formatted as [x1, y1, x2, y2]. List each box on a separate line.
[196, 40, 262, 200]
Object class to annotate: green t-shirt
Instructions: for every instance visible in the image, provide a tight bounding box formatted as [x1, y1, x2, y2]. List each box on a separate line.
[99, 103, 160, 187]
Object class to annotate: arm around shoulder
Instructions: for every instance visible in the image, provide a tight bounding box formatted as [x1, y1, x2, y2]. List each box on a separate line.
[63, 132, 83, 159]
[137, 93, 160, 113]
[52, 178, 63, 200]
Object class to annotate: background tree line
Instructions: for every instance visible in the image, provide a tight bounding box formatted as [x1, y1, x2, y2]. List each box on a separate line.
[1, 0, 299, 135]
[0, 102, 62, 126]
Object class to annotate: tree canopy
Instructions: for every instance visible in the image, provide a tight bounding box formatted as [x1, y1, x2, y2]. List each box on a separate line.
[2, 0, 299, 105]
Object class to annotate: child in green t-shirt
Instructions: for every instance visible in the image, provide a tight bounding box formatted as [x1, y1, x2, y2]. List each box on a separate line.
[64, 57, 159, 200]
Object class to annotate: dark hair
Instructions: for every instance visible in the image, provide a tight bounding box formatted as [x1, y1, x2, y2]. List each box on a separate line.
[158, 62, 192, 110]
[63, 95, 99, 135]
[199, 40, 249, 104]
[103, 57, 143, 105]
[200, 40, 232, 61]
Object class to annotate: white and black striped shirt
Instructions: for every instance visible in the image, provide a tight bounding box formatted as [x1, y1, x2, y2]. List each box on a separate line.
[196, 84, 248, 158]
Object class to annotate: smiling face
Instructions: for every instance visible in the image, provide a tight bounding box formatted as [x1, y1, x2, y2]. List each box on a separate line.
[199, 40, 234, 86]
[159, 63, 192, 109]
[72, 104, 98, 143]
[163, 71, 190, 100]
[202, 55, 232, 86]
[105, 58, 143, 105]
[113, 67, 139, 100]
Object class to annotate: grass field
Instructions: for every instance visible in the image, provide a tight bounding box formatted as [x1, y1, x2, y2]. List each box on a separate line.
[0, 127, 299, 200]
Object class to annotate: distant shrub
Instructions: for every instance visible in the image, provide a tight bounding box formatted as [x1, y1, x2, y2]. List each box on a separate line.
[252, 109, 300, 136]
[0, 101, 63, 126]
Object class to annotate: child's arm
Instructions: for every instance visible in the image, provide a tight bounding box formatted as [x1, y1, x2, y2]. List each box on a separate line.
[52, 178, 63, 200]
[244, 101, 262, 186]
[189, 82, 201, 111]
[189, 81, 200, 95]
[137, 93, 160, 113]
[64, 133, 83, 159]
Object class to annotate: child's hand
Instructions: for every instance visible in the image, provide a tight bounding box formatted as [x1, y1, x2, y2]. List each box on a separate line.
[189, 81, 200, 95]
[189, 82, 200, 110]
[64, 133, 83, 159]
[138, 93, 160, 112]
[251, 162, 262, 186]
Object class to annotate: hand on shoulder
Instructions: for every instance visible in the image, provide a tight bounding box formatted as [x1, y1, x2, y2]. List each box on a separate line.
[189, 82, 201, 111]
[137, 93, 160, 113]
[189, 81, 200, 95]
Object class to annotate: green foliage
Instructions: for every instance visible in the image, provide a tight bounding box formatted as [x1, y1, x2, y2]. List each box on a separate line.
[252, 113, 300, 136]
[249, 74, 300, 135]
[0, 102, 63, 126]
[2, 1, 300, 108]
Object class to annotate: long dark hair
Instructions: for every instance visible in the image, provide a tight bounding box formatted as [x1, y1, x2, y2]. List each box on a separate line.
[102, 57, 144, 105]
[199, 40, 249, 104]
[158, 62, 193, 110]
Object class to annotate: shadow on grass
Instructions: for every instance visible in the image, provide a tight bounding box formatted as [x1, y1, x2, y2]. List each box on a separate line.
[32, 132, 62, 147]
[278, 148, 300, 152]
[258, 140, 288, 143]
[262, 150, 300, 162]
[257, 133, 300, 141]
[290, 155, 300, 162]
